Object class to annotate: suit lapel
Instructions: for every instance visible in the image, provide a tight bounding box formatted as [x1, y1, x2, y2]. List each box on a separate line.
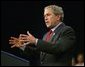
[51, 23, 65, 43]
[43, 23, 65, 42]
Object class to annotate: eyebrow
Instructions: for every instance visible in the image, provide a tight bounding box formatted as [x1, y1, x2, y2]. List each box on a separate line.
[44, 13, 51, 16]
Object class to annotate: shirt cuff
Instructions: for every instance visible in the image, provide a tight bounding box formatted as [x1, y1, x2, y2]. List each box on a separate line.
[19, 42, 30, 51]
[35, 38, 38, 46]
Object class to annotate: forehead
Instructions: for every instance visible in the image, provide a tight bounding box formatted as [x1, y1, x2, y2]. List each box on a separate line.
[44, 8, 53, 15]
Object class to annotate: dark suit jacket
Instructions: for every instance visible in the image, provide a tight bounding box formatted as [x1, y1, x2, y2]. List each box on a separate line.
[23, 23, 76, 66]
[37, 23, 76, 66]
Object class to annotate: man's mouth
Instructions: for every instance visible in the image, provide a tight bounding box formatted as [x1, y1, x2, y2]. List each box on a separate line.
[46, 22, 49, 25]
[45, 21, 49, 23]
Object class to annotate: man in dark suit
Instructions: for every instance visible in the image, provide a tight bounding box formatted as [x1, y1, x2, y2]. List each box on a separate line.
[9, 5, 76, 66]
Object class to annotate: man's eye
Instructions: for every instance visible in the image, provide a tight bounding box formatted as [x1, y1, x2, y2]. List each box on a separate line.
[47, 14, 51, 16]
[44, 14, 51, 17]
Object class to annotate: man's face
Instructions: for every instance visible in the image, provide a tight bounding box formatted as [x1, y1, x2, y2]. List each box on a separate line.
[44, 8, 60, 28]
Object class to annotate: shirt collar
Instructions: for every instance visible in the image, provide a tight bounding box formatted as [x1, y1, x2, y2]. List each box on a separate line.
[51, 22, 62, 32]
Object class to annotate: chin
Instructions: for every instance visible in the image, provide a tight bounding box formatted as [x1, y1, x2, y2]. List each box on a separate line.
[47, 25, 52, 29]
[46, 25, 50, 28]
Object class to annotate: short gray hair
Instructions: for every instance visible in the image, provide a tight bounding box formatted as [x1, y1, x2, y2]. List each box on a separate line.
[44, 5, 64, 21]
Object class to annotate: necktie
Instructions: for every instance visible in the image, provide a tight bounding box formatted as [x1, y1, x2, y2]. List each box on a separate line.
[45, 30, 54, 41]
[41, 30, 54, 62]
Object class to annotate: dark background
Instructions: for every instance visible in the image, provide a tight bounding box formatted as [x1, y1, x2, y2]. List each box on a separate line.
[1, 1, 84, 59]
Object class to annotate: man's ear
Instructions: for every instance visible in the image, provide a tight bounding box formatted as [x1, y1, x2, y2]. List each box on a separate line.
[56, 15, 61, 21]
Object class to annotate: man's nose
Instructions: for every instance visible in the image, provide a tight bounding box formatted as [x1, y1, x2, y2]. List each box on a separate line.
[45, 17, 48, 20]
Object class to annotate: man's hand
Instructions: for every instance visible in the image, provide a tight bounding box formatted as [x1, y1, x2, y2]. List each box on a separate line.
[19, 31, 36, 44]
[9, 37, 25, 48]
[9, 31, 37, 48]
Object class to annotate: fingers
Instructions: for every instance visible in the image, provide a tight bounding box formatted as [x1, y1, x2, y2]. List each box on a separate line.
[9, 41, 15, 45]
[9, 39, 15, 45]
[9, 32, 32, 48]
[27, 31, 32, 36]
[27, 31, 29, 35]
[10, 37, 17, 40]
[19, 34, 28, 40]
[19, 34, 28, 37]
[9, 37, 18, 45]
[9, 36, 22, 48]
[11, 45, 16, 48]
[9, 40, 16, 42]
[11, 44, 20, 48]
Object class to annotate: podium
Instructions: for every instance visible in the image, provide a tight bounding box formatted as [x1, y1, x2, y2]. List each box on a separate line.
[1, 51, 29, 66]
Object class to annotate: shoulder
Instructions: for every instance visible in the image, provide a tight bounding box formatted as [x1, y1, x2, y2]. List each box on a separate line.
[55, 22, 75, 33]
[62, 24, 74, 30]
[53, 23, 75, 36]
[61, 25, 75, 33]
[58, 24, 76, 38]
